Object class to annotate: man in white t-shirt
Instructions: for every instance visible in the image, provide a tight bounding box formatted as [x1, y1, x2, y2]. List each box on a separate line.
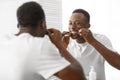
[0, 2, 86, 80]
[62, 9, 120, 80]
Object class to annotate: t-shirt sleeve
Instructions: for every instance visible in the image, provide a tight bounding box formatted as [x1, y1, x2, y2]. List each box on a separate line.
[37, 37, 70, 79]
[96, 35, 116, 52]
[94, 34, 118, 62]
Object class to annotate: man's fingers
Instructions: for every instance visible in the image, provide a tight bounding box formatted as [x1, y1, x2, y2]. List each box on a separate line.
[62, 31, 72, 37]
[62, 31, 69, 36]
[48, 28, 55, 33]
[79, 28, 89, 36]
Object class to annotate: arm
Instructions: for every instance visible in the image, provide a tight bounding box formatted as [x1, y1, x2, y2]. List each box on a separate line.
[55, 44, 86, 80]
[79, 28, 120, 70]
[48, 28, 86, 80]
[90, 39, 120, 70]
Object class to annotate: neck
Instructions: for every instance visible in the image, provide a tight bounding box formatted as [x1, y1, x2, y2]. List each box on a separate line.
[16, 26, 35, 36]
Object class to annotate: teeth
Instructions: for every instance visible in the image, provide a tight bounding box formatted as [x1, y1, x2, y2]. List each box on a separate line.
[70, 29, 77, 33]
[65, 34, 69, 36]
[71, 31, 77, 34]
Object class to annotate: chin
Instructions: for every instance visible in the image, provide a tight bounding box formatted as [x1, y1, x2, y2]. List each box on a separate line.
[71, 33, 79, 39]
[72, 35, 85, 41]
[71, 35, 78, 39]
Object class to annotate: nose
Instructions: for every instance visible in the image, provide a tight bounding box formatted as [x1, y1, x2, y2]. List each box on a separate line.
[70, 23, 77, 29]
[71, 24, 82, 31]
[70, 26, 76, 32]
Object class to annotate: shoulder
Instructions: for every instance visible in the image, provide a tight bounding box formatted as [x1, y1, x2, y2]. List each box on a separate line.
[93, 33, 111, 44]
[93, 33, 115, 51]
[93, 33, 110, 41]
[0, 33, 15, 43]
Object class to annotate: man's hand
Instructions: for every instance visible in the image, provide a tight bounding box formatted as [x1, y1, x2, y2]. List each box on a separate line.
[62, 31, 71, 48]
[78, 28, 95, 44]
[47, 28, 63, 47]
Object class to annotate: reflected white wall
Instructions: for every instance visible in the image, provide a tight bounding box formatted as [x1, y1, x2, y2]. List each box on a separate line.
[38, 0, 62, 30]
[62, 0, 120, 80]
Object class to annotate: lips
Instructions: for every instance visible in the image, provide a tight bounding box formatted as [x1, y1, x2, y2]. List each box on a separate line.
[70, 31, 78, 39]
[70, 30, 78, 35]
[71, 31, 77, 34]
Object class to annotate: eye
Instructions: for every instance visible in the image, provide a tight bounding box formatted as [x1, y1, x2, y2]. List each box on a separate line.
[69, 22, 72, 25]
[75, 22, 80, 25]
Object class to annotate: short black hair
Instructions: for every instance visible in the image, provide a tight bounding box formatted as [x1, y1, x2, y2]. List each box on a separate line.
[17, 1, 45, 28]
[72, 9, 90, 23]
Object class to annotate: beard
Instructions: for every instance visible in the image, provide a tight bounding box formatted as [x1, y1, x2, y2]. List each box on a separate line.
[71, 32, 79, 39]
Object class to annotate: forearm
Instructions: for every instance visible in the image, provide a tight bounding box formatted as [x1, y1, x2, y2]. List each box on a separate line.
[91, 39, 120, 70]
[57, 44, 82, 68]
[56, 44, 86, 78]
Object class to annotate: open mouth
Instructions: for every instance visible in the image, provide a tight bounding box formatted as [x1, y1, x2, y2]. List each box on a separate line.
[71, 30, 78, 35]
[70, 31, 78, 39]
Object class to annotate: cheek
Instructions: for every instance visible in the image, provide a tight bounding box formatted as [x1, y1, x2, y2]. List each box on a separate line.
[69, 25, 73, 30]
[68, 26, 71, 31]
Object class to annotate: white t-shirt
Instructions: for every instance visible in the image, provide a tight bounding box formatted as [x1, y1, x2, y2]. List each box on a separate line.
[67, 33, 116, 80]
[0, 33, 70, 80]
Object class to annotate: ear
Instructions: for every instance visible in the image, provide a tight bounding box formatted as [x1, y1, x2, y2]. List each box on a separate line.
[17, 24, 19, 28]
[39, 20, 46, 29]
[87, 23, 91, 28]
